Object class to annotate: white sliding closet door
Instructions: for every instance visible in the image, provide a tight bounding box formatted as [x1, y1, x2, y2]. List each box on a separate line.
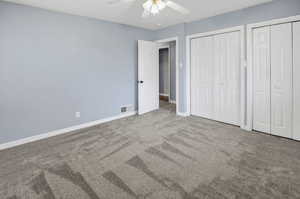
[270, 23, 293, 138]
[190, 30, 241, 126]
[214, 32, 240, 125]
[293, 22, 300, 140]
[252, 27, 271, 133]
[191, 36, 214, 119]
[214, 34, 227, 123]
[227, 32, 241, 125]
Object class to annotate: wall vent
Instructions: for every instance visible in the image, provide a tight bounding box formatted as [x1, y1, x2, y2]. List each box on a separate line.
[121, 107, 127, 113]
[121, 105, 133, 113]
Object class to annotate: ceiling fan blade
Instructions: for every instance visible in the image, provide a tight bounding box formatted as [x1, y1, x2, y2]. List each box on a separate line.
[165, 1, 190, 14]
[142, 0, 152, 10]
[107, 0, 136, 5]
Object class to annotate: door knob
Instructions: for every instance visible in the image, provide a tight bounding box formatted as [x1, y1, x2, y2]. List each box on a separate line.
[138, 81, 144, 84]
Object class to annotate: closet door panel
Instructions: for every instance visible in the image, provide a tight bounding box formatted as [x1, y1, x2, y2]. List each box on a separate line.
[270, 23, 293, 138]
[252, 27, 271, 133]
[190, 36, 214, 119]
[293, 22, 300, 141]
[225, 31, 241, 125]
[214, 31, 240, 125]
[214, 33, 228, 123]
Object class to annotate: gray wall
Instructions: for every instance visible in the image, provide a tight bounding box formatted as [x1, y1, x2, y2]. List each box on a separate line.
[186, 0, 300, 35]
[159, 48, 169, 95]
[153, 0, 300, 113]
[0, 1, 154, 144]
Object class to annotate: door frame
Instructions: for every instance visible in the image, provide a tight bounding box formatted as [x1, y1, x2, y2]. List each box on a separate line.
[186, 26, 246, 129]
[246, 15, 300, 131]
[155, 37, 179, 115]
[158, 45, 171, 102]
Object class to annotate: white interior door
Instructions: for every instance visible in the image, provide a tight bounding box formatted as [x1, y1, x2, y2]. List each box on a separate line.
[293, 21, 300, 141]
[270, 23, 293, 138]
[252, 26, 271, 133]
[190, 30, 241, 126]
[191, 36, 214, 119]
[138, 40, 159, 115]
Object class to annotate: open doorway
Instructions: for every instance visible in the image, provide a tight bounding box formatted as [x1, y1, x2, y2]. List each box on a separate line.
[137, 38, 178, 115]
[158, 41, 177, 112]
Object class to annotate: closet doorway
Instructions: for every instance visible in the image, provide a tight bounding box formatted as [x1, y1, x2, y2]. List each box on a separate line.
[186, 26, 246, 128]
[247, 15, 300, 141]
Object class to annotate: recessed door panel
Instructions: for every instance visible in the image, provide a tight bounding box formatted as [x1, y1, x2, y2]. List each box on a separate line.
[252, 26, 271, 133]
[191, 36, 214, 119]
[270, 23, 293, 138]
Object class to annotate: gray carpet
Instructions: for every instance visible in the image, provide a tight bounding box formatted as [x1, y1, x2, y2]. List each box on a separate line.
[1, 102, 300, 199]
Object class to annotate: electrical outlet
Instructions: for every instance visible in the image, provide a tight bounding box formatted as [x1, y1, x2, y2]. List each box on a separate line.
[75, 112, 80, 118]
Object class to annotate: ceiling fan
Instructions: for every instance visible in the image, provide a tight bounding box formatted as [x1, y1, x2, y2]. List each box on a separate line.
[108, 0, 190, 17]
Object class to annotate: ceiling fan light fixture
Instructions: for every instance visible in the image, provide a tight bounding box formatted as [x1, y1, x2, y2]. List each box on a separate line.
[110, 0, 190, 18]
[143, 0, 167, 16]
[151, 4, 159, 15]
[157, 0, 166, 10]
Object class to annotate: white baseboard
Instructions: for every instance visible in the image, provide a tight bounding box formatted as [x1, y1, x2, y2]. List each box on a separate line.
[177, 112, 189, 117]
[159, 93, 169, 97]
[169, 100, 176, 104]
[0, 111, 137, 151]
[242, 125, 252, 132]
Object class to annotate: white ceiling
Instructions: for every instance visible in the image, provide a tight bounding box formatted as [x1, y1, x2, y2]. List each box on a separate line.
[3, 0, 273, 30]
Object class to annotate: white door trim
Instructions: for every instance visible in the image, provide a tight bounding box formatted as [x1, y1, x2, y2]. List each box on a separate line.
[246, 15, 300, 131]
[158, 45, 170, 49]
[156, 37, 179, 115]
[186, 25, 246, 129]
